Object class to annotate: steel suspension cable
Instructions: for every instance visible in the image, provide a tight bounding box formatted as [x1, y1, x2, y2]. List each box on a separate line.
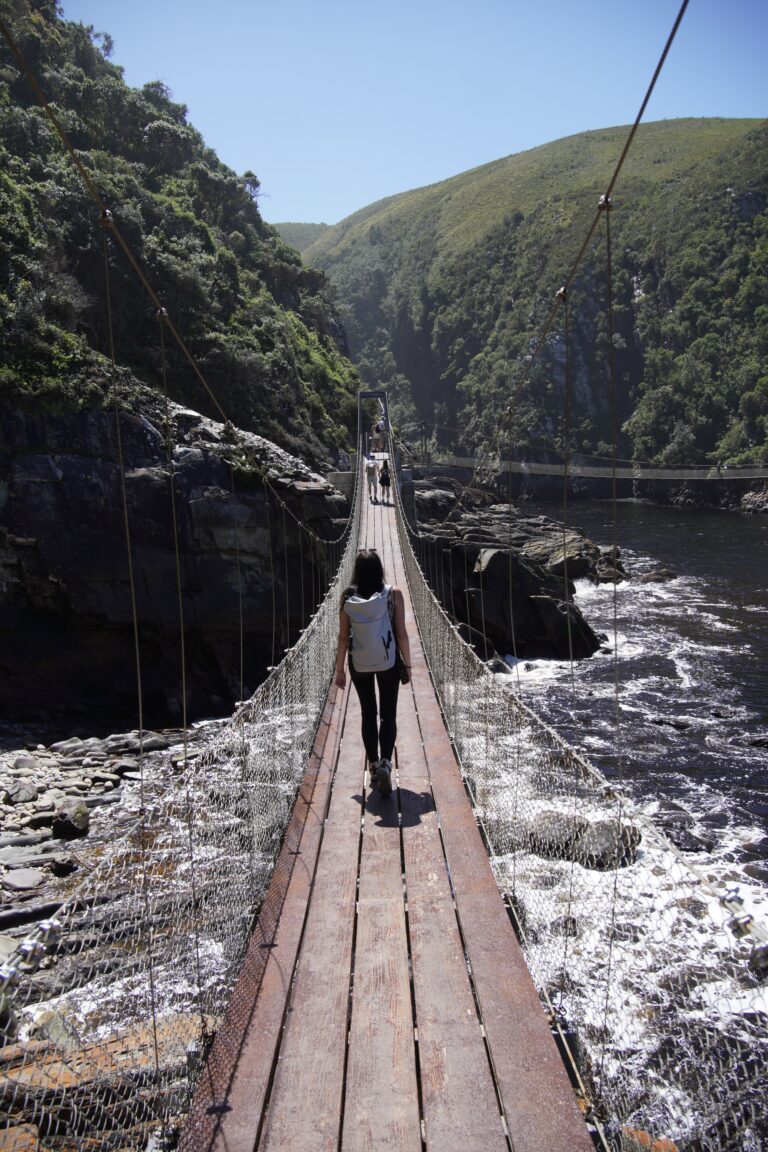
[504, 422, 524, 904]
[432, 0, 692, 517]
[525, 0, 691, 372]
[408, 0, 687, 642]
[438, 0, 693, 726]
[558, 288, 577, 697]
[267, 501, 277, 670]
[102, 224, 165, 1120]
[554, 288, 581, 1014]
[283, 505, 290, 651]
[155, 308, 210, 1055]
[597, 197, 625, 1084]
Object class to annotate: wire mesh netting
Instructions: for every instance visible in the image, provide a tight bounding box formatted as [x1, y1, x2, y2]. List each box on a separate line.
[0, 470, 361, 1150]
[4, 439, 767, 1152]
[395, 496, 768, 1152]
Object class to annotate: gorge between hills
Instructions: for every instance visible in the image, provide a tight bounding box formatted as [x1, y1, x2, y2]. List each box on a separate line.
[1, 3, 767, 1027]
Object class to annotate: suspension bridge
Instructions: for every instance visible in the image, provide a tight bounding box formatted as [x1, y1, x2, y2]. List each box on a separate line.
[400, 455, 768, 483]
[2, 416, 767, 1152]
[178, 437, 592, 1152]
[2, 4, 768, 1147]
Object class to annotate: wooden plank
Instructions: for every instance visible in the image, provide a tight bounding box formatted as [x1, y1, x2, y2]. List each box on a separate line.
[396, 693, 508, 1152]
[407, 642, 594, 1151]
[344, 495, 422, 1149]
[180, 679, 346, 1152]
[259, 693, 365, 1151]
[342, 809, 422, 1151]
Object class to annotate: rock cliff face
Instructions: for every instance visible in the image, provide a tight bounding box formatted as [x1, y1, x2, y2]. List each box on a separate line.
[0, 405, 347, 734]
[404, 477, 607, 661]
[633, 478, 768, 513]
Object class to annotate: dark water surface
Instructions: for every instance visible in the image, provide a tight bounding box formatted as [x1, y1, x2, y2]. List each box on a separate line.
[512, 499, 768, 880]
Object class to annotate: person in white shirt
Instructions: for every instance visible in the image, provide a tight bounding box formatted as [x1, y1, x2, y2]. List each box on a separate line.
[334, 550, 412, 795]
[365, 455, 378, 503]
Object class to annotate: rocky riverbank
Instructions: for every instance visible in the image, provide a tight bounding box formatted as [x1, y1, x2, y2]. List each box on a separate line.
[0, 726, 214, 942]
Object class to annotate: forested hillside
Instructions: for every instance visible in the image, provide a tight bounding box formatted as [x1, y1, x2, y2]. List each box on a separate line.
[275, 221, 330, 253]
[305, 119, 768, 466]
[0, 0, 358, 464]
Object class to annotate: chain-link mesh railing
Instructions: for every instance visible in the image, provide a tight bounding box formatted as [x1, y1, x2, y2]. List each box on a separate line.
[395, 496, 768, 1152]
[0, 466, 361, 1150]
[4, 437, 766, 1152]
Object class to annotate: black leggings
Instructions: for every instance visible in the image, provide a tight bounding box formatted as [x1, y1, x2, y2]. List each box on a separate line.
[349, 663, 400, 762]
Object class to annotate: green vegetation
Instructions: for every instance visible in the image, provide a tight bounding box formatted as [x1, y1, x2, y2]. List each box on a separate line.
[275, 221, 331, 254]
[0, 0, 359, 464]
[305, 119, 768, 466]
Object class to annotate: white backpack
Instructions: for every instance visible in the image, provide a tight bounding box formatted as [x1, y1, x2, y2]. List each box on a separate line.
[344, 586, 395, 673]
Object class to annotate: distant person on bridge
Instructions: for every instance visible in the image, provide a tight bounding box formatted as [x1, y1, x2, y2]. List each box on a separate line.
[372, 419, 386, 452]
[334, 550, 412, 796]
[378, 459, 391, 504]
[364, 455, 378, 503]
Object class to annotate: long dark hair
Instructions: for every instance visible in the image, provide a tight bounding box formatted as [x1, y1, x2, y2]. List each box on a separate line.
[347, 549, 385, 600]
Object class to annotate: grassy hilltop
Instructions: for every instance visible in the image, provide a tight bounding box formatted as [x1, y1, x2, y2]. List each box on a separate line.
[303, 118, 768, 465]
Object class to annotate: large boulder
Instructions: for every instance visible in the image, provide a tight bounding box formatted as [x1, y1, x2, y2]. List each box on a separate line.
[522, 811, 642, 870]
[741, 487, 768, 515]
[411, 482, 603, 660]
[574, 819, 641, 870]
[467, 547, 600, 660]
[4, 780, 39, 805]
[52, 799, 90, 840]
[528, 811, 588, 856]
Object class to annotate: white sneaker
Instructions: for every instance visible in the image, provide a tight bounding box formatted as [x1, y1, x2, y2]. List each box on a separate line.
[377, 758, 392, 796]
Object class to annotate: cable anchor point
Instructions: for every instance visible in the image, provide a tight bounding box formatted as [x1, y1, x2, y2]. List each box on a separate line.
[748, 941, 768, 978]
[728, 914, 754, 939]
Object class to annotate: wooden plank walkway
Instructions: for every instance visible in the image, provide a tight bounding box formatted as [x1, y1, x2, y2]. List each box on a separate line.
[181, 497, 594, 1152]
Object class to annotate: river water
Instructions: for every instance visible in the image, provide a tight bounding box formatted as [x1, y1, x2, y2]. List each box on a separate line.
[496, 499, 768, 1147]
[512, 499, 768, 878]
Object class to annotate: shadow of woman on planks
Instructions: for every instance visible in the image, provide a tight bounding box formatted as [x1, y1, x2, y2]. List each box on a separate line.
[352, 787, 434, 828]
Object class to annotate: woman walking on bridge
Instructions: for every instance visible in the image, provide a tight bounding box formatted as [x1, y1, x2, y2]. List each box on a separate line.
[334, 550, 412, 795]
[378, 459, 391, 504]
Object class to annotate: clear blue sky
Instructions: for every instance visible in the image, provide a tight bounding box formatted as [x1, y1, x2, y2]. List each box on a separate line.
[61, 0, 767, 225]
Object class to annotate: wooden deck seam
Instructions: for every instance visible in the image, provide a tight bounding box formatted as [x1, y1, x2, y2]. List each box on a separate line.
[394, 755, 428, 1147]
[417, 801, 514, 1146]
[383, 510, 513, 1151]
[377, 499, 511, 1147]
[252, 683, 358, 1152]
[334, 754, 367, 1152]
